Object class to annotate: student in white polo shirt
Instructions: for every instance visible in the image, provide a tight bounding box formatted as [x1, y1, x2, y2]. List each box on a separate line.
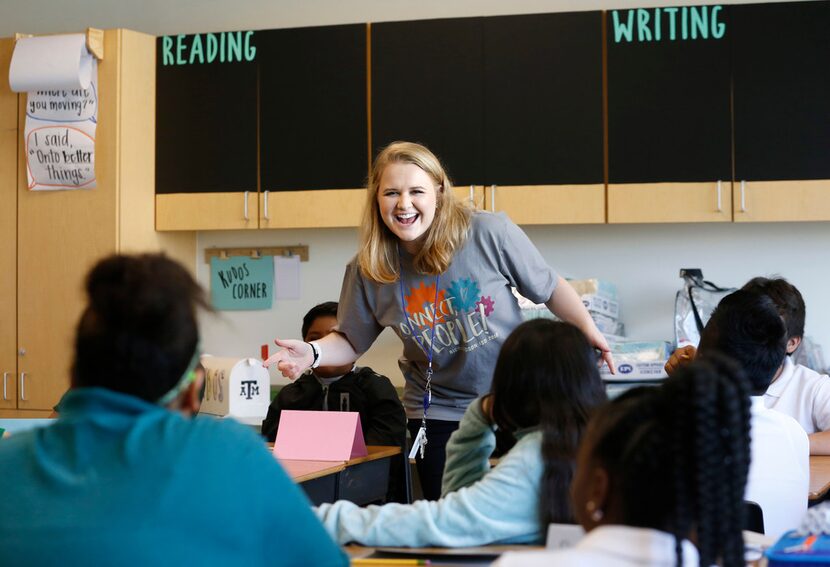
[666, 276, 830, 455]
[696, 290, 809, 539]
[742, 277, 830, 454]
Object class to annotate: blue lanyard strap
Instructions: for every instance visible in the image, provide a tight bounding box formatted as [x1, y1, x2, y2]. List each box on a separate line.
[397, 246, 440, 425]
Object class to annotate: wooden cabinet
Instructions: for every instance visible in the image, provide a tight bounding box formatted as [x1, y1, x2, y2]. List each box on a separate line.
[732, 1, 830, 222]
[2, 31, 195, 414]
[0, 39, 18, 411]
[155, 32, 259, 230]
[606, 6, 733, 223]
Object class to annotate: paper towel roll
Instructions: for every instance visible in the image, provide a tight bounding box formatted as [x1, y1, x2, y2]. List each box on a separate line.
[9, 34, 94, 93]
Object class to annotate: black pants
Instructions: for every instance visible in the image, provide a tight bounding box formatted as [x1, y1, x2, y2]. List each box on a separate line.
[407, 419, 460, 501]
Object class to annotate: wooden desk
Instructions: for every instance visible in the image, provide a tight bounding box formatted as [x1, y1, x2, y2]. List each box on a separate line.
[278, 446, 401, 506]
[809, 455, 830, 501]
[346, 544, 544, 566]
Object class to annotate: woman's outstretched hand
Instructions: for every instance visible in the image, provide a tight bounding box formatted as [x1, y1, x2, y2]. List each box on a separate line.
[263, 338, 313, 380]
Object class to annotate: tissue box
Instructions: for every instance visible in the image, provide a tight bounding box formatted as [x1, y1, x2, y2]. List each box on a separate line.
[199, 356, 270, 419]
[600, 340, 671, 381]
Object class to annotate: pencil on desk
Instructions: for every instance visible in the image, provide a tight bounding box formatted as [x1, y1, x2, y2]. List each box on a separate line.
[351, 559, 430, 566]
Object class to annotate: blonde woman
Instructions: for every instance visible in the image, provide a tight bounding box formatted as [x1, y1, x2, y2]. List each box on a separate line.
[266, 141, 612, 499]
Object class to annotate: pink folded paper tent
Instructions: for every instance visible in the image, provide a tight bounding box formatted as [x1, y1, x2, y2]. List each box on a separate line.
[273, 410, 368, 461]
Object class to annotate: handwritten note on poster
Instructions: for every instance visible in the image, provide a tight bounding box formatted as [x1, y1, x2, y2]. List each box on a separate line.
[24, 60, 98, 191]
[210, 256, 274, 311]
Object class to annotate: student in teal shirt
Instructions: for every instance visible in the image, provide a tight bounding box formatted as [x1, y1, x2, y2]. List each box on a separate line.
[0, 254, 346, 567]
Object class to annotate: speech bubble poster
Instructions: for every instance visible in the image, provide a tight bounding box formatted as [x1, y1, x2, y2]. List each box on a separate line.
[210, 256, 274, 311]
[24, 59, 98, 191]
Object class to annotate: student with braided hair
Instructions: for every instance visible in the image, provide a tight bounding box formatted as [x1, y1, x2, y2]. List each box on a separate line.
[496, 356, 752, 567]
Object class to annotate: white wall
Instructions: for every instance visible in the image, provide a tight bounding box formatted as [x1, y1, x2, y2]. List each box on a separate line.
[3, 0, 826, 385]
[199, 219, 830, 386]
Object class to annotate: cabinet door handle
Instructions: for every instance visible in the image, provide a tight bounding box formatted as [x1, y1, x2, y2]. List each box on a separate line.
[490, 185, 496, 212]
[716, 180, 722, 212]
[243, 191, 250, 220]
[2, 372, 8, 400]
[263, 190, 270, 220]
[19, 372, 27, 401]
[468, 185, 474, 207]
[740, 180, 747, 212]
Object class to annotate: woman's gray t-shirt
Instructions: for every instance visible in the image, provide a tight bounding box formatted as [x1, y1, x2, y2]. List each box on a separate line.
[337, 211, 558, 421]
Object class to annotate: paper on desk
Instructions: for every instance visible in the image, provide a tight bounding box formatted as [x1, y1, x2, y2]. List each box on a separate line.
[274, 410, 367, 461]
[274, 255, 301, 300]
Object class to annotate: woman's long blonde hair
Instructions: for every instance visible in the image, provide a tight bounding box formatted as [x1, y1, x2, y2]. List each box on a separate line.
[358, 141, 472, 284]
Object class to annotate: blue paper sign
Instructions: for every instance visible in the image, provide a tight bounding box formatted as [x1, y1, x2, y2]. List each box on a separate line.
[210, 256, 274, 311]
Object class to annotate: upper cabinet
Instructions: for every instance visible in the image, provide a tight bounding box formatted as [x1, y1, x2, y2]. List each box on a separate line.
[258, 24, 368, 228]
[482, 12, 605, 224]
[372, 13, 605, 225]
[156, 32, 259, 230]
[156, 27, 369, 231]
[732, 1, 830, 222]
[371, 17, 484, 186]
[606, 6, 733, 223]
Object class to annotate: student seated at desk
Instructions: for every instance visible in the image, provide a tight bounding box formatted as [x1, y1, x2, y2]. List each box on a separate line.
[261, 301, 405, 447]
[698, 290, 809, 539]
[667, 277, 830, 455]
[496, 357, 752, 567]
[0, 254, 346, 567]
[315, 319, 607, 547]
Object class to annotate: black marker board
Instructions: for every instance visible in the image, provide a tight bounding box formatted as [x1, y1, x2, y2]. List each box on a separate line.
[259, 24, 368, 191]
[732, 1, 830, 181]
[606, 6, 732, 184]
[372, 18, 484, 185]
[156, 35, 257, 194]
[483, 11, 604, 185]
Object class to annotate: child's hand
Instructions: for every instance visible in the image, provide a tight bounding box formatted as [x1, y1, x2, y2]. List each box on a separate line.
[263, 338, 313, 380]
[480, 394, 495, 425]
[665, 345, 696, 376]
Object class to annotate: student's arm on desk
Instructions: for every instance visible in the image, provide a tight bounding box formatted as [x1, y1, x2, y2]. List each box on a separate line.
[314, 428, 543, 547]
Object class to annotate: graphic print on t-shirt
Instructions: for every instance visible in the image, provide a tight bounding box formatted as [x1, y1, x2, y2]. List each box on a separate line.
[401, 277, 498, 355]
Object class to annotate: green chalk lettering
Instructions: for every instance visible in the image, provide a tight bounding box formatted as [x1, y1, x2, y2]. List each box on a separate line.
[637, 9, 653, 41]
[162, 36, 174, 66]
[711, 6, 726, 39]
[654, 8, 662, 41]
[220, 32, 225, 63]
[176, 35, 187, 65]
[244, 31, 256, 61]
[612, 10, 635, 43]
[665, 7, 679, 40]
[189, 34, 204, 64]
[206, 33, 218, 63]
[691, 6, 708, 39]
[228, 32, 242, 62]
[682, 6, 689, 40]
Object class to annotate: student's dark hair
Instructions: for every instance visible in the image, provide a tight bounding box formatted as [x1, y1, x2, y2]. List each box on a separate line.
[588, 355, 752, 567]
[301, 301, 339, 338]
[72, 254, 209, 402]
[741, 276, 805, 344]
[491, 319, 607, 527]
[698, 289, 787, 394]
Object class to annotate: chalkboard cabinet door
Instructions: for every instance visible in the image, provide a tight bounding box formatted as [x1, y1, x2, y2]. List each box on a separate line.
[481, 12, 605, 224]
[732, 1, 830, 222]
[259, 24, 368, 193]
[372, 17, 485, 186]
[606, 6, 733, 223]
[155, 32, 259, 230]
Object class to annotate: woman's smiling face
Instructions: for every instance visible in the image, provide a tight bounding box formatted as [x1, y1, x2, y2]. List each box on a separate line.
[376, 162, 440, 254]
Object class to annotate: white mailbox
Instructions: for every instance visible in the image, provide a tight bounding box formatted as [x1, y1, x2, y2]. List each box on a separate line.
[199, 357, 270, 420]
